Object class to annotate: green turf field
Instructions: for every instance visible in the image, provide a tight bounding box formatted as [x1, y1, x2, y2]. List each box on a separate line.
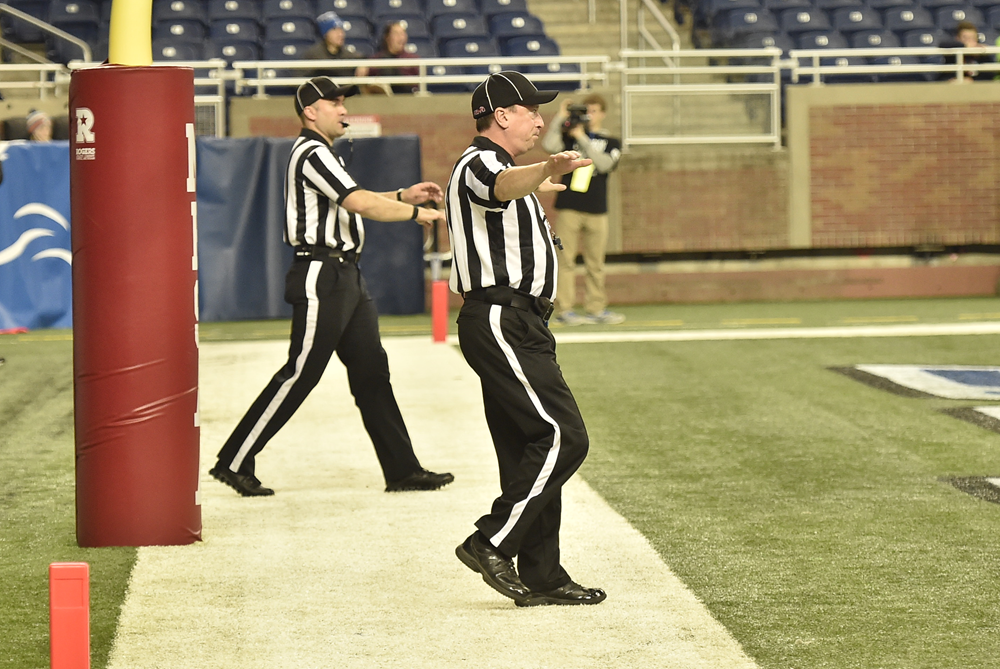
[4, 297, 1000, 668]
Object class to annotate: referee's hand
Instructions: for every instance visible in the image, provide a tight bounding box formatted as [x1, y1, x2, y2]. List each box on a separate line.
[415, 207, 446, 229]
[401, 182, 444, 206]
[545, 150, 592, 179]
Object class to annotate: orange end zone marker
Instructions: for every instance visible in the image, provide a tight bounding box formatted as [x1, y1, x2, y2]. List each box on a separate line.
[50, 562, 90, 669]
[432, 279, 449, 343]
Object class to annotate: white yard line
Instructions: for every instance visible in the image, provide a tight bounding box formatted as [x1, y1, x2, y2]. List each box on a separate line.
[107, 337, 758, 669]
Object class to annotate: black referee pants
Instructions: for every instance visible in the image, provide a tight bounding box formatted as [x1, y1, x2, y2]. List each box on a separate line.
[215, 256, 421, 484]
[457, 299, 589, 592]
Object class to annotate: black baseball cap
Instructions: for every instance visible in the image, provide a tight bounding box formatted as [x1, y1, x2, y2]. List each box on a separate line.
[294, 76, 359, 115]
[471, 71, 558, 119]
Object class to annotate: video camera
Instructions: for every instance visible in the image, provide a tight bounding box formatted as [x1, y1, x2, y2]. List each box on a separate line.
[562, 104, 590, 132]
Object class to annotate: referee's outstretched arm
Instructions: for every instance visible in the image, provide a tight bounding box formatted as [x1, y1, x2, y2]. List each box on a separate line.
[494, 150, 591, 202]
[342, 188, 445, 228]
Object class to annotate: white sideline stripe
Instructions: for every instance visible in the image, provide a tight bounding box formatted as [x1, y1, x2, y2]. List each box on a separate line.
[433, 321, 1000, 345]
[107, 338, 759, 669]
[486, 304, 562, 548]
[231, 261, 321, 472]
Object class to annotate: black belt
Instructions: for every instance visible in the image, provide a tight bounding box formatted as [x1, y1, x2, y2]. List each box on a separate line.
[293, 245, 357, 263]
[463, 286, 554, 321]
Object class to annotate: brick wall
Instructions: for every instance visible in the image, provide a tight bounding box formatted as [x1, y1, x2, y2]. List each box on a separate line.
[809, 102, 1000, 248]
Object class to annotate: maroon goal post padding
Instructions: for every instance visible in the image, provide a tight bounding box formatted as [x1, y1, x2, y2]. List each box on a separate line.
[70, 66, 201, 547]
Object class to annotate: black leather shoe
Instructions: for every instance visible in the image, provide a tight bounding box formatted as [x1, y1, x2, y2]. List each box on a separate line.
[210, 465, 275, 497]
[385, 468, 454, 492]
[517, 581, 607, 607]
[455, 533, 531, 604]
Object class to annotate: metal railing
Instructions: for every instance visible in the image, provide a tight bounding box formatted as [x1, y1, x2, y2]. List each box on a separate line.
[620, 48, 784, 149]
[0, 3, 92, 62]
[231, 55, 610, 97]
[789, 46, 1000, 84]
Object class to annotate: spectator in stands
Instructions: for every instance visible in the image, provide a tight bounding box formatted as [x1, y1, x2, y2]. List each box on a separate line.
[26, 110, 52, 142]
[356, 21, 418, 94]
[940, 21, 992, 82]
[305, 11, 356, 79]
[541, 94, 625, 326]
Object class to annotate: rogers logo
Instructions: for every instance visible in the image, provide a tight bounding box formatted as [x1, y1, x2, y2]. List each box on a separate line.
[75, 107, 96, 160]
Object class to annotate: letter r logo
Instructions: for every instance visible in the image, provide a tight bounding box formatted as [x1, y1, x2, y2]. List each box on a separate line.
[76, 108, 95, 143]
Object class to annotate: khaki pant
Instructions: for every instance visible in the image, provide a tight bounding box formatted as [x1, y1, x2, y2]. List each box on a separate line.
[555, 209, 609, 316]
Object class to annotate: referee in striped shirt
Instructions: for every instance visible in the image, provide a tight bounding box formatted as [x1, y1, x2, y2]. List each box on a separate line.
[211, 76, 453, 496]
[447, 71, 606, 607]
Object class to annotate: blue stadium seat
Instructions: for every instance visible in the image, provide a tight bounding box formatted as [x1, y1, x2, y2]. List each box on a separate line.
[342, 37, 374, 55]
[210, 18, 262, 43]
[524, 61, 581, 91]
[818, 54, 874, 82]
[377, 15, 430, 39]
[207, 0, 260, 23]
[967, 0, 1000, 8]
[153, 20, 208, 42]
[262, 37, 313, 58]
[440, 35, 499, 58]
[152, 37, 204, 60]
[425, 0, 477, 20]
[813, 0, 862, 10]
[47, 36, 95, 62]
[371, 0, 422, 19]
[316, 0, 368, 17]
[935, 5, 984, 30]
[402, 35, 438, 56]
[264, 16, 317, 41]
[431, 12, 488, 40]
[2, 0, 48, 42]
[900, 27, 948, 45]
[205, 38, 261, 62]
[261, 0, 315, 20]
[501, 34, 559, 57]
[918, 0, 966, 8]
[711, 8, 780, 44]
[884, 6, 935, 31]
[867, 0, 913, 8]
[426, 62, 468, 92]
[832, 6, 883, 32]
[480, 0, 528, 18]
[489, 11, 546, 40]
[779, 8, 832, 34]
[762, 0, 810, 13]
[47, 0, 101, 43]
[871, 53, 928, 81]
[986, 5, 1000, 28]
[733, 30, 795, 54]
[696, 0, 761, 31]
[796, 29, 848, 47]
[152, 0, 207, 24]
[979, 25, 998, 42]
[340, 15, 372, 40]
[850, 28, 901, 46]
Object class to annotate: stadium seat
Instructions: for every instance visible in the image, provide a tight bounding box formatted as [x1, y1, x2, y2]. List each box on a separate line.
[431, 12, 488, 40]
[986, 5, 1000, 28]
[918, 0, 966, 9]
[316, 0, 368, 18]
[47, 0, 101, 43]
[866, 0, 913, 8]
[152, 20, 208, 42]
[261, 0, 315, 21]
[796, 29, 848, 48]
[488, 11, 546, 41]
[205, 38, 261, 62]
[779, 8, 832, 34]
[484, 0, 530, 18]
[813, 0, 863, 10]
[340, 15, 372, 40]
[207, 0, 261, 23]
[377, 15, 430, 38]
[152, 0, 208, 25]
[884, 6, 936, 31]
[935, 5, 984, 31]
[524, 61, 581, 91]
[501, 34, 559, 57]
[832, 7, 883, 32]
[426, 62, 467, 92]
[425, 0, 477, 20]
[849, 28, 901, 46]
[342, 36, 374, 55]
[262, 37, 313, 58]
[733, 30, 795, 54]
[403, 35, 438, 57]
[371, 0, 422, 19]
[152, 37, 204, 60]
[696, 0, 761, 31]
[210, 17, 262, 44]
[900, 27, 948, 45]
[818, 54, 874, 82]
[762, 0, 810, 13]
[872, 53, 928, 80]
[711, 8, 780, 44]
[46, 35, 97, 62]
[264, 16, 317, 41]
[440, 34, 499, 58]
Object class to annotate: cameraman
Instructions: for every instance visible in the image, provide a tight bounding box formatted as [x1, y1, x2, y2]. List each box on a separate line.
[541, 94, 624, 325]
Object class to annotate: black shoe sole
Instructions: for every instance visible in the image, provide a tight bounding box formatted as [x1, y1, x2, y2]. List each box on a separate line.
[455, 542, 529, 605]
[385, 473, 455, 492]
[209, 466, 274, 497]
[516, 590, 608, 607]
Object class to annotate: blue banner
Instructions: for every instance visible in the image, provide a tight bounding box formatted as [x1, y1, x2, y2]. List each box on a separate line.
[0, 141, 72, 331]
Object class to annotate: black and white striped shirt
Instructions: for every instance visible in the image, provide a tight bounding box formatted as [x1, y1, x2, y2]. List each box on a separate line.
[284, 129, 364, 253]
[445, 136, 558, 299]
